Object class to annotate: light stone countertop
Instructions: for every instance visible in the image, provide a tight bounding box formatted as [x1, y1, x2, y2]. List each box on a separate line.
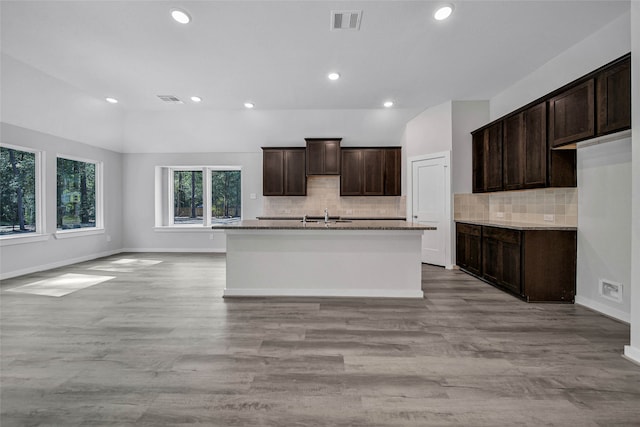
[212, 219, 434, 231]
[455, 219, 577, 231]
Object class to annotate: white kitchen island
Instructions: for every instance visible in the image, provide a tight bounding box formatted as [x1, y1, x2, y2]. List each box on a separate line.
[212, 220, 434, 298]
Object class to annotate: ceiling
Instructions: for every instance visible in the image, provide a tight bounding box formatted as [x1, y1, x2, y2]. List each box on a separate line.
[0, 0, 630, 113]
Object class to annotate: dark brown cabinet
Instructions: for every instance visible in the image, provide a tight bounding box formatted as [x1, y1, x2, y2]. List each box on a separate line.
[456, 222, 576, 302]
[305, 138, 341, 175]
[262, 148, 306, 196]
[503, 102, 547, 190]
[596, 56, 631, 135]
[456, 223, 482, 276]
[549, 79, 595, 148]
[340, 147, 401, 196]
[482, 226, 522, 296]
[472, 122, 502, 193]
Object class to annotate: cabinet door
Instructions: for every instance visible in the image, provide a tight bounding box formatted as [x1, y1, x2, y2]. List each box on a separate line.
[467, 233, 482, 276]
[472, 131, 485, 193]
[482, 237, 500, 284]
[324, 140, 341, 174]
[500, 241, 522, 295]
[456, 225, 468, 269]
[363, 149, 384, 195]
[549, 79, 595, 148]
[485, 122, 503, 192]
[263, 150, 284, 196]
[284, 149, 306, 196]
[503, 113, 525, 191]
[340, 149, 362, 195]
[306, 139, 341, 175]
[384, 148, 401, 196]
[596, 57, 631, 135]
[523, 102, 547, 188]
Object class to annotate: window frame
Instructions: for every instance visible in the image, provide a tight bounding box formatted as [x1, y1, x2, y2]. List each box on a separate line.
[0, 143, 46, 246]
[157, 165, 242, 229]
[55, 153, 104, 238]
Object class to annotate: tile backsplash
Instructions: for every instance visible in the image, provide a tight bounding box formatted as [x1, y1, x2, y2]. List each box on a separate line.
[454, 188, 578, 226]
[263, 176, 406, 218]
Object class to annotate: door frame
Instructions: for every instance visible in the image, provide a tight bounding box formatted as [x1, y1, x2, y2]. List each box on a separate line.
[406, 151, 454, 269]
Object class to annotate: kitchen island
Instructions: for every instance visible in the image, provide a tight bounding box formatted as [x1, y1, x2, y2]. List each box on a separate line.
[212, 220, 434, 298]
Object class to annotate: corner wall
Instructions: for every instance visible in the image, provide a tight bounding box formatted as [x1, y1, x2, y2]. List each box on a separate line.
[624, 0, 640, 365]
[0, 123, 124, 279]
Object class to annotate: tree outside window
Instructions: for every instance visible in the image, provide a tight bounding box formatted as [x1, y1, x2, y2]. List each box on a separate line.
[1, 147, 37, 236]
[173, 170, 203, 224]
[211, 170, 241, 224]
[57, 157, 96, 230]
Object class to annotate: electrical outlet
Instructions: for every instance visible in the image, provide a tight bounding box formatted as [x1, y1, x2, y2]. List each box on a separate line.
[209, 233, 215, 240]
[496, 212, 504, 218]
[599, 279, 623, 303]
[544, 214, 555, 222]
[106, 235, 111, 242]
[346, 209, 353, 214]
[250, 193, 257, 200]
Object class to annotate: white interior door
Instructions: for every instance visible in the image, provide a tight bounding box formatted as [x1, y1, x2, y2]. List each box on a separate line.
[411, 153, 450, 266]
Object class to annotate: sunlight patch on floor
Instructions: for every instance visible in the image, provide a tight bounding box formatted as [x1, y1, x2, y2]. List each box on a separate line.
[87, 258, 162, 272]
[6, 273, 115, 297]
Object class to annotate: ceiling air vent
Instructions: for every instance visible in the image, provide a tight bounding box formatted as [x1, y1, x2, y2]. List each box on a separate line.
[330, 10, 362, 31]
[157, 95, 183, 104]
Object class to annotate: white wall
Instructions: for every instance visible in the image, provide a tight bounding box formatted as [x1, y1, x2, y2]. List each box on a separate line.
[451, 101, 490, 194]
[123, 108, 420, 154]
[490, 12, 631, 120]
[121, 152, 263, 252]
[625, 1, 640, 364]
[576, 138, 632, 321]
[0, 53, 124, 152]
[0, 123, 123, 279]
[404, 101, 453, 159]
[488, 11, 632, 323]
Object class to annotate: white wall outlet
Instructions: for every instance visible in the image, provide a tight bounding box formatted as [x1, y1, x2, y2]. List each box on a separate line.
[544, 214, 555, 222]
[599, 279, 623, 303]
[106, 234, 111, 242]
[284, 209, 291, 214]
[250, 193, 257, 200]
[209, 233, 215, 240]
[496, 212, 505, 218]
[346, 209, 353, 214]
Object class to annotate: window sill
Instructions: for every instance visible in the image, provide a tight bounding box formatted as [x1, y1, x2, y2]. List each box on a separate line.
[0, 233, 50, 246]
[55, 228, 105, 239]
[154, 226, 226, 233]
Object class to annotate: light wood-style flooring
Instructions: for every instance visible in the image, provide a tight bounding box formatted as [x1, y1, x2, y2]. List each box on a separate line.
[1, 253, 639, 426]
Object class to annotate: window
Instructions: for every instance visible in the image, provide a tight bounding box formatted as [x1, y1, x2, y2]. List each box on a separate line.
[211, 170, 241, 224]
[1, 146, 39, 236]
[57, 156, 101, 231]
[162, 167, 241, 227]
[173, 170, 203, 225]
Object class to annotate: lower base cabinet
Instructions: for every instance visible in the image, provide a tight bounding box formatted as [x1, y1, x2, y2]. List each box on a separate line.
[456, 222, 576, 302]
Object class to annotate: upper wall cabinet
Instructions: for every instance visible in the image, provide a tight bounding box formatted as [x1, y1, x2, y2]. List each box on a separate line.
[472, 122, 502, 193]
[262, 148, 306, 196]
[503, 102, 547, 191]
[340, 147, 401, 196]
[549, 79, 595, 148]
[596, 56, 631, 135]
[305, 138, 341, 175]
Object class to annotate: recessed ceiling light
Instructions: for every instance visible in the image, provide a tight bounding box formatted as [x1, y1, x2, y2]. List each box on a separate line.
[383, 101, 394, 108]
[244, 102, 255, 109]
[434, 4, 454, 20]
[105, 97, 118, 104]
[190, 96, 202, 103]
[328, 72, 340, 81]
[171, 9, 191, 24]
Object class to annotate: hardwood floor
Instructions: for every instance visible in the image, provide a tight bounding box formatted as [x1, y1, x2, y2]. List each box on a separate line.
[1, 253, 639, 426]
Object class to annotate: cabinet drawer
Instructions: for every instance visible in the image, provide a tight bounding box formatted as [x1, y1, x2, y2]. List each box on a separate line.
[456, 223, 482, 237]
[483, 226, 521, 245]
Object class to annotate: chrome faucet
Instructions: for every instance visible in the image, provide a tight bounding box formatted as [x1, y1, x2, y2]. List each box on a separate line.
[324, 208, 329, 223]
[302, 214, 307, 224]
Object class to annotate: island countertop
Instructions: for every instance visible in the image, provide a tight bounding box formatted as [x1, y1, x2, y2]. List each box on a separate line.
[212, 219, 434, 231]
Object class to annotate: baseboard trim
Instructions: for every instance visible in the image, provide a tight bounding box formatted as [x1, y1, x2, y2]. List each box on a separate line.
[224, 288, 424, 299]
[575, 295, 630, 323]
[623, 345, 640, 366]
[120, 248, 225, 253]
[0, 249, 124, 280]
